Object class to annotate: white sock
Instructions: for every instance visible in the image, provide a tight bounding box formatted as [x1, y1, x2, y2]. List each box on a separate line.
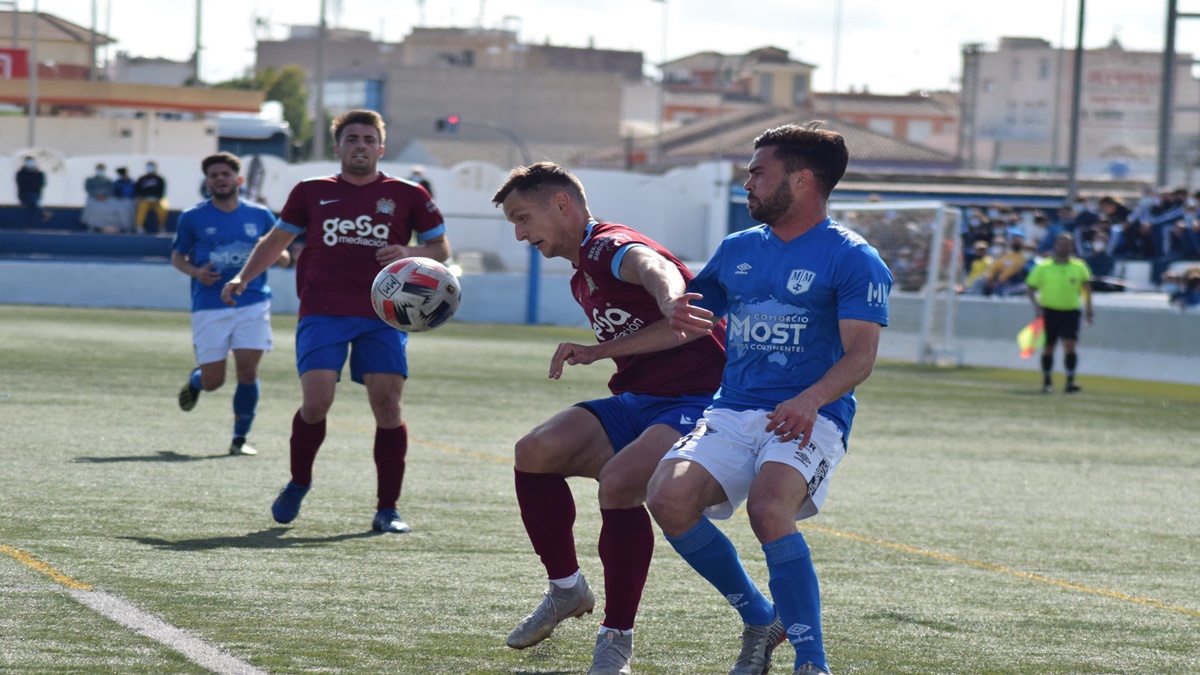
[549, 570, 581, 589]
[598, 626, 633, 636]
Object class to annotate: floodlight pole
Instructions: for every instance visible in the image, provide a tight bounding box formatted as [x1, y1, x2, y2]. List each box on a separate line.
[1065, 0, 1084, 203]
[27, 0, 38, 148]
[312, 0, 327, 160]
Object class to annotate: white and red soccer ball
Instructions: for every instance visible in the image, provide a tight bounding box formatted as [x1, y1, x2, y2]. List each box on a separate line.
[370, 257, 462, 332]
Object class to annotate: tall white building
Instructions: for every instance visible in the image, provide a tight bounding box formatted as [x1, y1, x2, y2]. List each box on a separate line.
[961, 36, 1200, 183]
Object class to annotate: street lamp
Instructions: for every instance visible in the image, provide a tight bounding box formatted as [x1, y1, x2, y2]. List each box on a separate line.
[652, 0, 667, 165]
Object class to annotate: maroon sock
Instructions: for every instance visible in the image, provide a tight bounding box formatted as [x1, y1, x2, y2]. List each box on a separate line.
[514, 469, 579, 580]
[598, 506, 654, 631]
[374, 424, 408, 511]
[290, 411, 325, 487]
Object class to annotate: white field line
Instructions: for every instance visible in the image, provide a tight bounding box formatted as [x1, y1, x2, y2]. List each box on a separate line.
[2, 544, 266, 675]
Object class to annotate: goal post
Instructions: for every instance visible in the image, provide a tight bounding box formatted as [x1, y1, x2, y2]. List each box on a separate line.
[829, 200, 965, 366]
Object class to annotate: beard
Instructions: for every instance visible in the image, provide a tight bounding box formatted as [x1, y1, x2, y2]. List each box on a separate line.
[747, 181, 793, 225]
[210, 185, 239, 200]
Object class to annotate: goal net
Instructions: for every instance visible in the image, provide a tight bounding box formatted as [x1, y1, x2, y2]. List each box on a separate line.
[829, 200, 964, 366]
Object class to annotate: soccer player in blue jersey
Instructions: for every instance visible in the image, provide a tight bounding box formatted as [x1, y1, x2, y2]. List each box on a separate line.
[645, 122, 893, 675]
[172, 152, 288, 456]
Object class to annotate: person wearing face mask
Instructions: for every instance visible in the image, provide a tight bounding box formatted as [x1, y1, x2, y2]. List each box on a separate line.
[134, 161, 168, 234]
[81, 163, 115, 231]
[15, 155, 50, 226]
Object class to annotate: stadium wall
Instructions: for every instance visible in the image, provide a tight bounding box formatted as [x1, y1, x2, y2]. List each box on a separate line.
[1, 260, 1197, 386]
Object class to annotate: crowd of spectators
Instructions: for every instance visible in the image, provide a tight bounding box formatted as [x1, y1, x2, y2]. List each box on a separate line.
[77, 162, 168, 234]
[958, 189, 1200, 302]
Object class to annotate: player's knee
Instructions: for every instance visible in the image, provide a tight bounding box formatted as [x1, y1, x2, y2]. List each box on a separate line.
[597, 469, 645, 510]
[300, 397, 333, 422]
[514, 431, 557, 472]
[646, 481, 690, 531]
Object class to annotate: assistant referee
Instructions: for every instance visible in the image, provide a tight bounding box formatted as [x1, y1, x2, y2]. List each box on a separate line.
[1026, 232, 1093, 393]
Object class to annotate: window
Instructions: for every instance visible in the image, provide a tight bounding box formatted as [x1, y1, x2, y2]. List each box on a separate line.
[759, 73, 774, 102]
[868, 118, 895, 136]
[907, 119, 933, 142]
[1039, 58, 1050, 80]
[792, 74, 809, 106]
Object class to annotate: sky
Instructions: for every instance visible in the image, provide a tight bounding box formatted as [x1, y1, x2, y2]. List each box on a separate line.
[25, 0, 1200, 94]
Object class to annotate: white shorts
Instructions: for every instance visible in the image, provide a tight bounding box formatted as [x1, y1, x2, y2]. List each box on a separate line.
[662, 407, 847, 522]
[191, 301, 273, 365]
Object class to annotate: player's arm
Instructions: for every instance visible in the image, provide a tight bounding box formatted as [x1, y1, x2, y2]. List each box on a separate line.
[171, 251, 220, 286]
[618, 245, 716, 338]
[765, 318, 881, 444]
[377, 234, 451, 266]
[548, 246, 716, 379]
[221, 227, 296, 305]
[548, 316, 708, 379]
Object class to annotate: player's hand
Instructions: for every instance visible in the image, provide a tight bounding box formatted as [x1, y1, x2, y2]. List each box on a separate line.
[764, 394, 820, 445]
[548, 342, 598, 379]
[377, 245, 408, 266]
[664, 292, 715, 339]
[194, 262, 221, 287]
[221, 277, 245, 306]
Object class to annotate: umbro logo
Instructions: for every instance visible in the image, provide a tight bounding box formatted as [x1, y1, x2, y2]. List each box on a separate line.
[320, 199, 340, 205]
[736, 262, 752, 274]
[787, 622, 815, 642]
[725, 593, 749, 608]
[680, 415, 695, 427]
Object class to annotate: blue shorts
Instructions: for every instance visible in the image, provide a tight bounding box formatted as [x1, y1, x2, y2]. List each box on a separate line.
[576, 391, 712, 453]
[296, 315, 408, 385]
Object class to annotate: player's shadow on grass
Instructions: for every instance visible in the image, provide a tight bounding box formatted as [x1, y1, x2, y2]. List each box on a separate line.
[121, 527, 380, 551]
[73, 450, 232, 463]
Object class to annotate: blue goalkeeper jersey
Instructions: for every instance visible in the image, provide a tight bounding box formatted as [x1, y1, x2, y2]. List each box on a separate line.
[172, 200, 278, 311]
[689, 218, 892, 440]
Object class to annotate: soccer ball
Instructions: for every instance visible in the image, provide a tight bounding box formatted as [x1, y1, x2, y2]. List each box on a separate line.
[370, 257, 462, 332]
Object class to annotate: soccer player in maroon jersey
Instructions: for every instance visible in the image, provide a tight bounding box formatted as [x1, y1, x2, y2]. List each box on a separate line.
[491, 162, 725, 674]
[222, 109, 450, 534]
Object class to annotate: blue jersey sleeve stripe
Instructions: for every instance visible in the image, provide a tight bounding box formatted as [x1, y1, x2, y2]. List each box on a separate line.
[609, 242, 647, 280]
[416, 223, 447, 243]
[276, 220, 304, 235]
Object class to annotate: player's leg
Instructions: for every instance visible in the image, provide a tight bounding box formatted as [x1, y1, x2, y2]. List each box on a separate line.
[592, 394, 707, 641]
[362, 372, 411, 533]
[749, 416, 847, 675]
[180, 309, 231, 411]
[507, 406, 611, 650]
[273, 316, 347, 524]
[581, 422, 680, 674]
[228, 348, 264, 455]
[354, 321, 411, 533]
[227, 302, 272, 455]
[647, 409, 783, 674]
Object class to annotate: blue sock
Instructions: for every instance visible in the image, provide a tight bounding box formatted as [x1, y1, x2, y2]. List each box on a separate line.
[189, 368, 202, 390]
[763, 532, 826, 672]
[665, 517, 775, 625]
[232, 380, 259, 438]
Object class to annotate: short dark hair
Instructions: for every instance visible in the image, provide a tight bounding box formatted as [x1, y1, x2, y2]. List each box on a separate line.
[752, 121, 848, 199]
[331, 109, 385, 144]
[491, 161, 588, 209]
[201, 152, 241, 175]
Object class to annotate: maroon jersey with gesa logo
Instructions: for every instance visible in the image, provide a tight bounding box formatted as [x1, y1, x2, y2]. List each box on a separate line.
[571, 221, 725, 397]
[278, 173, 446, 319]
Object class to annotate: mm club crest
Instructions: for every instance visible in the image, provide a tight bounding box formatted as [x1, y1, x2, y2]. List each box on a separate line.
[787, 269, 815, 295]
[243, 222, 258, 237]
[376, 198, 396, 215]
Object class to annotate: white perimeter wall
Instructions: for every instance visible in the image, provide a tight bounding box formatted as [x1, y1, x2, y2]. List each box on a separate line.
[2, 260, 1198, 387]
